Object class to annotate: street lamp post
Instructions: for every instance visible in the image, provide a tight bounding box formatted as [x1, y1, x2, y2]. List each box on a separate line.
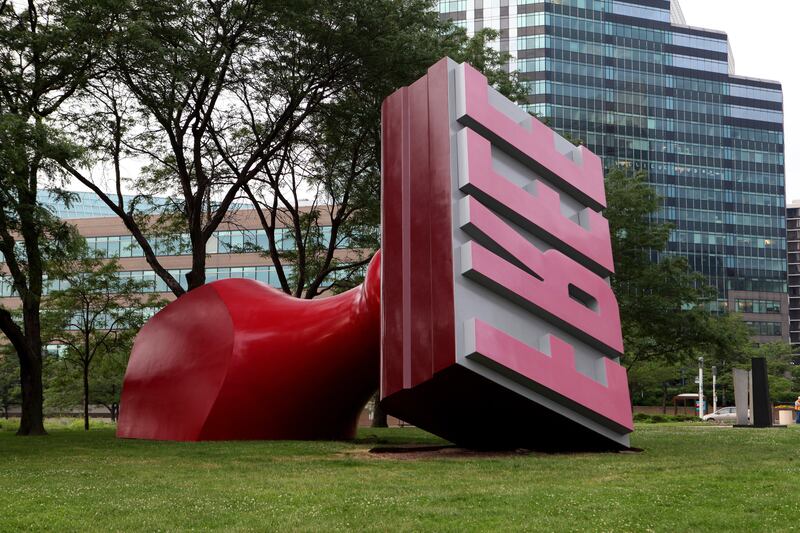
[698, 356, 704, 417]
[711, 365, 717, 414]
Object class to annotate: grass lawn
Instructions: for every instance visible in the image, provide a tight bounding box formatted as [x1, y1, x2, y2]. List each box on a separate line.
[1, 420, 799, 532]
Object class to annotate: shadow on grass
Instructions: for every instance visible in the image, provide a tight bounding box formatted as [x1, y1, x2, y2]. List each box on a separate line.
[357, 426, 645, 458]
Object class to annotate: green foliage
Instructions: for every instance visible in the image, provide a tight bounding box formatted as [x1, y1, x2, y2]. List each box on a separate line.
[738, 342, 796, 403]
[627, 360, 686, 406]
[44, 352, 128, 419]
[0, 0, 115, 435]
[0, 349, 20, 417]
[42, 359, 82, 414]
[768, 375, 795, 404]
[448, 28, 527, 104]
[242, 11, 524, 297]
[47, 0, 525, 298]
[42, 246, 164, 428]
[633, 413, 697, 423]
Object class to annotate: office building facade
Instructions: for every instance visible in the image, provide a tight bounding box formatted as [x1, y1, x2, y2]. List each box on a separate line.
[438, 0, 788, 342]
[788, 201, 800, 346]
[0, 192, 359, 306]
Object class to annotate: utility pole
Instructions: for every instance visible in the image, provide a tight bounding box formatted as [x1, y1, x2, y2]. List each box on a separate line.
[698, 356, 705, 417]
[711, 365, 717, 413]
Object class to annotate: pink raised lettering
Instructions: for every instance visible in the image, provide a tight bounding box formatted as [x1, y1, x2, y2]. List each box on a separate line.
[457, 127, 614, 276]
[459, 195, 623, 356]
[464, 319, 633, 432]
[455, 62, 607, 210]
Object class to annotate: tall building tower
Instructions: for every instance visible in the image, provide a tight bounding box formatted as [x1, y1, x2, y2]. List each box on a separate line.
[788, 201, 800, 346]
[438, 0, 787, 342]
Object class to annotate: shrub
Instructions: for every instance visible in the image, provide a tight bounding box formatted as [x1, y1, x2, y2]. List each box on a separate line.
[633, 413, 698, 424]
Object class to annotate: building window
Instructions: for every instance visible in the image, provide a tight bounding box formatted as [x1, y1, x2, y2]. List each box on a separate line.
[745, 321, 783, 336]
[734, 299, 781, 314]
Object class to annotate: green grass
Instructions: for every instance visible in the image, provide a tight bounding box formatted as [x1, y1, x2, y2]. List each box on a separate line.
[1, 420, 799, 532]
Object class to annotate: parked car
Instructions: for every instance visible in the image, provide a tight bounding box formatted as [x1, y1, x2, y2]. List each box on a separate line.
[702, 406, 737, 422]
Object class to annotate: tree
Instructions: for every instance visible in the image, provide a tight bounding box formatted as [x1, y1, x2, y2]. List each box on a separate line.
[0, 348, 20, 418]
[0, 0, 113, 435]
[626, 360, 685, 412]
[54, 1, 525, 300]
[743, 342, 797, 403]
[604, 168, 752, 372]
[44, 343, 128, 422]
[244, 24, 525, 298]
[43, 251, 163, 430]
[42, 352, 81, 417]
[55, 0, 394, 296]
[88, 351, 128, 422]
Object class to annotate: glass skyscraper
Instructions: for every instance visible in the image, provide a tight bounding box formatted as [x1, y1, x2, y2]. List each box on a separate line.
[787, 201, 800, 346]
[438, 0, 787, 342]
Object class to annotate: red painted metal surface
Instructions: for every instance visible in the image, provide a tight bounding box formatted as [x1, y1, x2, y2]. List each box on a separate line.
[380, 59, 633, 450]
[380, 59, 456, 399]
[117, 253, 381, 441]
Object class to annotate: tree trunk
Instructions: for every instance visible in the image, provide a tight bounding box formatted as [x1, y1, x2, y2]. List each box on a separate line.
[0, 308, 46, 435]
[83, 365, 90, 431]
[17, 350, 46, 436]
[371, 393, 388, 428]
[661, 383, 668, 414]
[185, 236, 207, 291]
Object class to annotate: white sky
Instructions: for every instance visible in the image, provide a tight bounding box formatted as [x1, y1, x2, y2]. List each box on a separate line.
[677, 0, 800, 203]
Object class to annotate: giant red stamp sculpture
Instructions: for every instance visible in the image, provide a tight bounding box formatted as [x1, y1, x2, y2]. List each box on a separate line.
[380, 59, 632, 450]
[117, 254, 380, 441]
[117, 58, 632, 449]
